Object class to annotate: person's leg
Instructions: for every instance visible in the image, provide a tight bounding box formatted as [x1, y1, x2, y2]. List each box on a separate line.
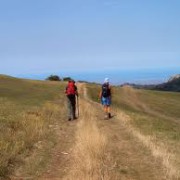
[71, 96, 76, 119]
[107, 106, 111, 118]
[107, 97, 111, 118]
[102, 97, 109, 119]
[104, 105, 109, 119]
[67, 97, 72, 120]
[104, 106, 107, 113]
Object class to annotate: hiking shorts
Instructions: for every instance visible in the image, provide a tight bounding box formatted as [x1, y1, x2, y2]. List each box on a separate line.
[101, 96, 111, 106]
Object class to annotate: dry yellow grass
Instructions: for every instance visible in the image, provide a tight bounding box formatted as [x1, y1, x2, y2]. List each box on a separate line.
[0, 76, 66, 179]
[5, 79, 179, 179]
[9, 102, 65, 179]
[86, 83, 180, 179]
[115, 107, 180, 180]
[64, 85, 117, 180]
[121, 86, 180, 123]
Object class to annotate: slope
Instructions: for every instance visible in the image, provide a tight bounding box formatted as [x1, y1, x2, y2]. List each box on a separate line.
[87, 83, 180, 179]
[0, 75, 67, 179]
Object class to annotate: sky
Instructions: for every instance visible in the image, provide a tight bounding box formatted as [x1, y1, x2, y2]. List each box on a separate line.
[0, 0, 180, 77]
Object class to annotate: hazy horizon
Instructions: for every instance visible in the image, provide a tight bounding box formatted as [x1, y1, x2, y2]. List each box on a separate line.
[11, 66, 179, 85]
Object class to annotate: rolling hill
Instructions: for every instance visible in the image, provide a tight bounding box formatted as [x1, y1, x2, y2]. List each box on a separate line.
[154, 74, 180, 92]
[1, 75, 180, 180]
[122, 74, 180, 92]
[0, 75, 67, 179]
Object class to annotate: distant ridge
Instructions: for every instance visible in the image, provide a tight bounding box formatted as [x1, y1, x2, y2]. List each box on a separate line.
[121, 74, 180, 92]
[168, 74, 180, 82]
[155, 74, 180, 92]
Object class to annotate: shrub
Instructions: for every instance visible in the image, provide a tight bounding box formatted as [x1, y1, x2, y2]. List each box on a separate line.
[46, 75, 61, 81]
[63, 77, 73, 81]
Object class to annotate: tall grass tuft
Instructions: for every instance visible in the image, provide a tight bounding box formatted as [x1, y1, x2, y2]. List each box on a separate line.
[0, 99, 63, 179]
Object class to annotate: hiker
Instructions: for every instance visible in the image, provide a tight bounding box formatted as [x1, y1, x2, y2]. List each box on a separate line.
[99, 78, 112, 119]
[65, 80, 78, 121]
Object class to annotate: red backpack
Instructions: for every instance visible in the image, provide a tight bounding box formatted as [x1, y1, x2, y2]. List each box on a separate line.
[66, 81, 76, 95]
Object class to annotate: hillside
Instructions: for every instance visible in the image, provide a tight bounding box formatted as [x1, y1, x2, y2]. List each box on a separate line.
[154, 74, 180, 92]
[87, 83, 180, 179]
[0, 75, 67, 179]
[121, 74, 180, 92]
[1, 75, 180, 180]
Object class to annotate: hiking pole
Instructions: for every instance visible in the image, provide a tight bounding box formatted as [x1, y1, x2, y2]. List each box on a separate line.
[76, 95, 79, 118]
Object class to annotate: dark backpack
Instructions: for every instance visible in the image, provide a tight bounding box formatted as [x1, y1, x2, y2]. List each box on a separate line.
[102, 83, 110, 97]
[66, 82, 76, 95]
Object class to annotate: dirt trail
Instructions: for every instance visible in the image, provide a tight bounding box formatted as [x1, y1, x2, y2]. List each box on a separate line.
[39, 84, 169, 180]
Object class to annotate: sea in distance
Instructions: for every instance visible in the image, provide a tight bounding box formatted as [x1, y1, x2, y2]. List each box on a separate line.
[19, 67, 179, 85]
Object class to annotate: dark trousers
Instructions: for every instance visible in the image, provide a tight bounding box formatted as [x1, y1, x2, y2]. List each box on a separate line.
[67, 95, 76, 119]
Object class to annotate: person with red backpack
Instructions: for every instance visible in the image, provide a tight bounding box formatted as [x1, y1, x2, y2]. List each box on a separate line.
[65, 80, 78, 121]
[99, 78, 112, 119]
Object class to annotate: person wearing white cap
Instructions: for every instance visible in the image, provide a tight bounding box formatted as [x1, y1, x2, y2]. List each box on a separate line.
[104, 78, 109, 83]
[99, 78, 112, 119]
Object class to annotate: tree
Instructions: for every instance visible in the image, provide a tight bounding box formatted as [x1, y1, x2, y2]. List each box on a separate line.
[63, 77, 73, 81]
[46, 75, 61, 81]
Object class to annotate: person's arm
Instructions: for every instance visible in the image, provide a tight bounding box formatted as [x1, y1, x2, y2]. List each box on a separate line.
[65, 86, 68, 95]
[99, 90, 102, 99]
[99, 88, 102, 102]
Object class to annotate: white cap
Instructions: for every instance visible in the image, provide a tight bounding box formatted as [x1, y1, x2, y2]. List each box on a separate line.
[104, 78, 109, 83]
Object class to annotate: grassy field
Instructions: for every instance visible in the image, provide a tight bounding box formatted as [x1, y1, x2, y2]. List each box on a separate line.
[87, 83, 180, 142]
[0, 75, 66, 179]
[87, 83, 180, 179]
[1, 76, 180, 179]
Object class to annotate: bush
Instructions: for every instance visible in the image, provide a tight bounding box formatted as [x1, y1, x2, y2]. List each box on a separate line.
[46, 75, 61, 81]
[63, 77, 73, 81]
